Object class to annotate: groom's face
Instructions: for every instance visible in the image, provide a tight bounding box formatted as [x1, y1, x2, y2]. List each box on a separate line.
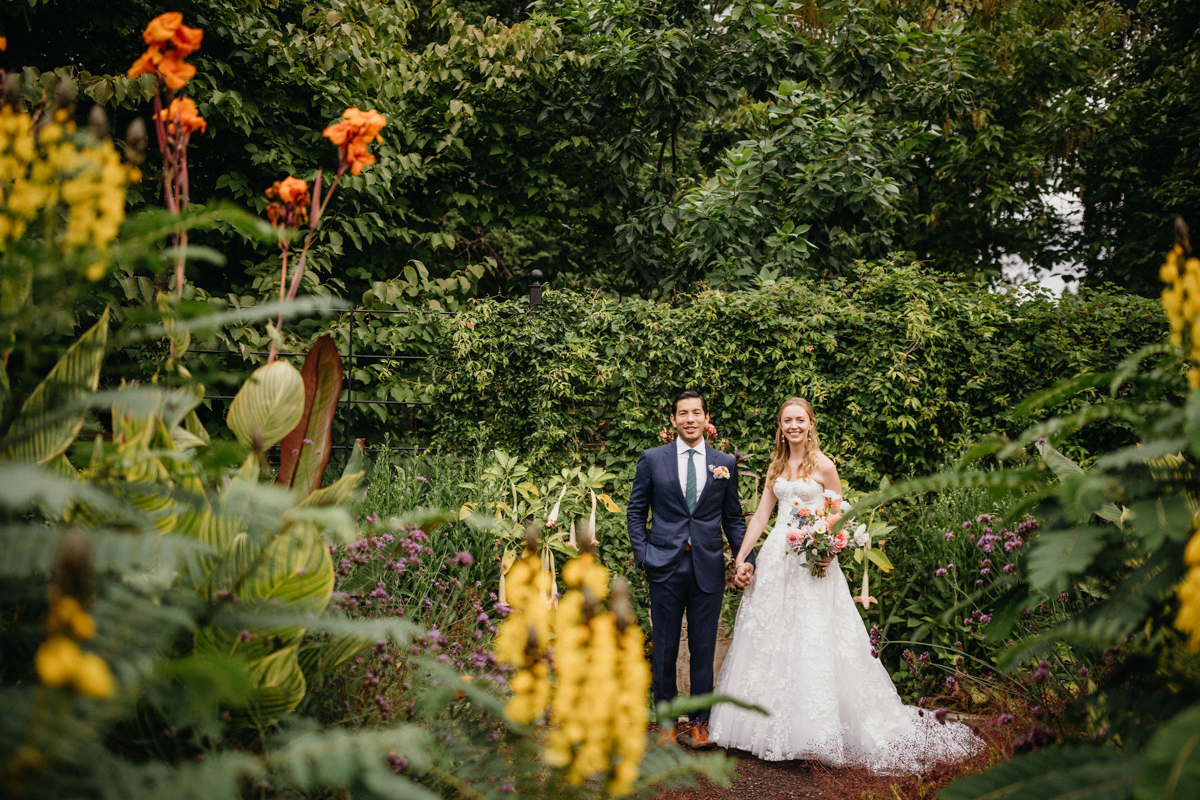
[671, 398, 709, 446]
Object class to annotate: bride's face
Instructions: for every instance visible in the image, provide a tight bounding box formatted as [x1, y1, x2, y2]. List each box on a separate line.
[779, 405, 813, 448]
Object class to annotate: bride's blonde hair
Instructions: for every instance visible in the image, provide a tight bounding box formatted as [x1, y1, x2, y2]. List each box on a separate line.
[765, 397, 821, 487]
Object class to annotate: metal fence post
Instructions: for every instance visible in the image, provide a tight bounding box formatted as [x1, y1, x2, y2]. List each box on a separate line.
[345, 310, 355, 450]
[529, 269, 543, 312]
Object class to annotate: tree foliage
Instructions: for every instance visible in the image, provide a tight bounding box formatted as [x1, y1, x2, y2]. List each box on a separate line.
[2, 0, 1194, 300]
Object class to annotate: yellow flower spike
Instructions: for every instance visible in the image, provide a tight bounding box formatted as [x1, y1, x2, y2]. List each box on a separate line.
[47, 595, 84, 633]
[70, 611, 97, 641]
[1185, 530, 1200, 565]
[35, 635, 84, 687]
[73, 652, 116, 699]
[1177, 567, 1200, 651]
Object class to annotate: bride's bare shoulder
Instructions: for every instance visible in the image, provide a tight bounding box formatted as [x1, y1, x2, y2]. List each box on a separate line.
[816, 452, 838, 471]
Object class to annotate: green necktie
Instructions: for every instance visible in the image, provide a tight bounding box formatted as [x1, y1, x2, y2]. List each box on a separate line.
[686, 448, 698, 513]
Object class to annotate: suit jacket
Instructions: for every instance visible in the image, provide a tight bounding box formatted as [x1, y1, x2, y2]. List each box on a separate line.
[625, 443, 754, 594]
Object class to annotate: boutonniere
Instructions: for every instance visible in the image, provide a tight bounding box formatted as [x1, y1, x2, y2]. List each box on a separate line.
[709, 465, 731, 480]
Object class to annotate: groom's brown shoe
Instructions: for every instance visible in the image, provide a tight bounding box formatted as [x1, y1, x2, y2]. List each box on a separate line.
[685, 723, 716, 750]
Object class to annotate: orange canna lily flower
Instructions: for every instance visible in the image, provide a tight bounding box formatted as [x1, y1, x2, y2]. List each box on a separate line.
[0, 37, 7, 52]
[156, 54, 196, 91]
[322, 107, 387, 175]
[143, 12, 183, 45]
[170, 24, 204, 57]
[158, 96, 206, 135]
[321, 120, 354, 147]
[345, 140, 376, 175]
[128, 46, 164, 80]
[267, 176, 310, 206]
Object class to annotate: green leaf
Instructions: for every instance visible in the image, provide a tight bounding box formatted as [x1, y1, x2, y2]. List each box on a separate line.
[278, 334, 343, 494]
[1027, 527, 1109, 591]
[244, 645, 307, 721]
[941, 744, 1144, 800]
[4, 308, 109, 463]
[164, 652, 255, 711]
[865, 548, 894, 572]
[1137, 705, 1200, 800]
[227, 360, 305, 450]
[655, 693, 769, 723]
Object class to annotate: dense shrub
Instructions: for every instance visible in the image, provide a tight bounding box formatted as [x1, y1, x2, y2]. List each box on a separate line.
[432, 259, 1163, 487]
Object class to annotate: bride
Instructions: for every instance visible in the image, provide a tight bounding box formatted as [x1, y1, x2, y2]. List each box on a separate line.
[709, 397, 983, 771]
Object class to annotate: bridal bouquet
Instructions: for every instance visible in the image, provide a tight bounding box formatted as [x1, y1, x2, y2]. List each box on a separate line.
[784, 491, 862, 577]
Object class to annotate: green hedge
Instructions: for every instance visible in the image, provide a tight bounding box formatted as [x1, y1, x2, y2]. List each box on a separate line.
[431, 260, 1164, 486]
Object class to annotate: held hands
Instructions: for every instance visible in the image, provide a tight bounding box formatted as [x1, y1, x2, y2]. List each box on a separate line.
[733, 560, 755, 588]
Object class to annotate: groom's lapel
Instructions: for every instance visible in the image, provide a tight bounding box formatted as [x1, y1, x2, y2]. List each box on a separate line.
[695, 447, 721, 507]
[663, 446, 688, 509]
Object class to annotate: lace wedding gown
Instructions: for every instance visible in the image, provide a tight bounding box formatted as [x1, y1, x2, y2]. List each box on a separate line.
[709, 477, 983, 771]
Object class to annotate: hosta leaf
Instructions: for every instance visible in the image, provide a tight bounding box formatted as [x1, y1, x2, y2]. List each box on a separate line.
[4, 308, 109, 463]
[1027, 527, 1108, 591]
[227, 360, 305, 450]
[278, 334, 343, 495]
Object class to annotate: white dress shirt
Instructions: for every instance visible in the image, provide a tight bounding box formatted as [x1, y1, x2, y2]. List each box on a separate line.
[676, 436, 707, 499]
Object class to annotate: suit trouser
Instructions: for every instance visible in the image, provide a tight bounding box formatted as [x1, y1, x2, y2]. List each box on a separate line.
[647, 548, 723, 723]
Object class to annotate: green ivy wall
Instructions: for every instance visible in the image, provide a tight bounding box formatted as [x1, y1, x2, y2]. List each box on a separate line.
[431, 260, 1165, 487]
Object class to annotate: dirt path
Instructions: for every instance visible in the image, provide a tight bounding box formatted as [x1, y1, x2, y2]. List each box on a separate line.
[657, 748, 831, 800]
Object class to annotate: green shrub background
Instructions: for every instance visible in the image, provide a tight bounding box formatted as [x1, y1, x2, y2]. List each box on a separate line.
[432, 259, 1164, 488]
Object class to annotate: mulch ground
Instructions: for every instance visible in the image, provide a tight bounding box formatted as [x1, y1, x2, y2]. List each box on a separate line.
[656, 747, 832, 800]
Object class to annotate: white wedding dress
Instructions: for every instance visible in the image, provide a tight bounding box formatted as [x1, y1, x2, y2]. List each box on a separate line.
[709, 477, 983, 772]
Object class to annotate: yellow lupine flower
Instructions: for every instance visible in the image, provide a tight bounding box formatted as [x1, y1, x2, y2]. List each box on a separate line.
[35, 635, 84, 687]
[0, 106, 135, 261]
[1177, 530, 1200, 651]
[74, 652, 117, 700]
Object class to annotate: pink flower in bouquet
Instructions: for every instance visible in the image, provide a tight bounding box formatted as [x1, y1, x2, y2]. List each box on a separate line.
[786, 530, 803, 548]
[797, 507, 813, 518]
[833, 530, 849, 552]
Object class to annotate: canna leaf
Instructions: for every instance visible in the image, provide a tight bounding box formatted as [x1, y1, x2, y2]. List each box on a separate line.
[278, 334, 344, 495]
[243, 645, 307, 721]
[227, 360, 305, 450]
[4, 308, 109, 464]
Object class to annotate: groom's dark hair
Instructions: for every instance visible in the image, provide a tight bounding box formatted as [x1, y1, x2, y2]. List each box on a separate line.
[673, 390, 706, 414]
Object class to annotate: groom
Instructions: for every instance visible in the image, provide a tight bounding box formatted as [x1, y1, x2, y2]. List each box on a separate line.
[626, 390, 754, 748]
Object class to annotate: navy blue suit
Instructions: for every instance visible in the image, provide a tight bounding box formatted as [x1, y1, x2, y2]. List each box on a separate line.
[626, 443, 753, 722]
